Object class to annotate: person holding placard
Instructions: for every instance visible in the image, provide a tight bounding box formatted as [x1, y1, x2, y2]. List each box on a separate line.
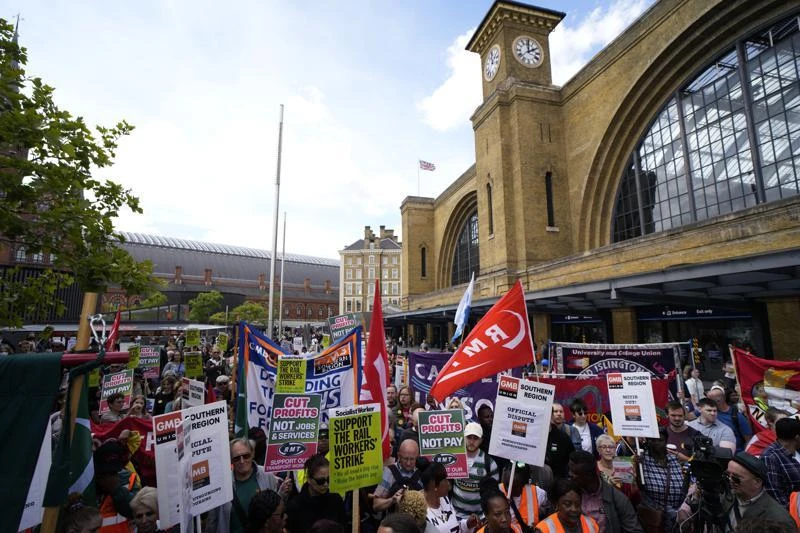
[162, 350, 185, 379]
[372, 440, 424, 512]
[594, 435, 639, 507]
[285, 455, 346, 532]
[500, 462, 549, 530]
[534, 479, 599, 533]
[452, 422, 499, 520]
[420, 461, 479, 533]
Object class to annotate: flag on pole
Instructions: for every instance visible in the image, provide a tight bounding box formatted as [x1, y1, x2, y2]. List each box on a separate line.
[105, 310, 121, 351]
[430, 280, 535, 402]
[419, 160, 436, 171]
[360, 279, 392, 460]
[234, 324, 250, 438]
[451, 273, 474, 344]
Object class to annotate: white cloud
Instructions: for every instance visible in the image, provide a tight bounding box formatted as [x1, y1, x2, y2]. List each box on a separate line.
[417, 29, 482, 132]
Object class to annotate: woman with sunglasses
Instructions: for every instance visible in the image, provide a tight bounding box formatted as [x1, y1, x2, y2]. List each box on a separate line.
[286, 455, 346, 532]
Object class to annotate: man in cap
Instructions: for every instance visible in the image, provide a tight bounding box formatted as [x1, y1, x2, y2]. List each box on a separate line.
[452, 421, 499, 519]
[724, 452, 795, 530]
[94, 440, 140, 532]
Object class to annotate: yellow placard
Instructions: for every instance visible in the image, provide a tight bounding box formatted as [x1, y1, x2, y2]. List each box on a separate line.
[216, 332, 229, 353]
[329, 404, 383, 493]
[185, 328, 200, 348]
[88, 368, 100, 388]
[276, 358, 306, 394]
[127, 345, 141, 370]
[184, 351, 203, 379]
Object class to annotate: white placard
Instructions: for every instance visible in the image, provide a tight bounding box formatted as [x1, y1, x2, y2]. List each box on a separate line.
[153, 411, 184, 528]
[18, 414, 54, 531]
[177, 415, 193, 533]
[183, 401, 233, 516]
[489, 376, 554, 466]
[606, 372, 660, 438]
[181, 377, 205, 408]
[293, 336, 304, 353]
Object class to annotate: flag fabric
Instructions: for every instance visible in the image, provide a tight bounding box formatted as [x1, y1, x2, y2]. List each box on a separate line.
[451, 273, 474, 344]
[0, 353, 63, 533]
[105, 310, 121, 351]
[360, 280, 392, 460]
[430, 280, 535, 402]
[419, 160, 436, 171]
[206, 380, 217, 404]
[732, 347, 800, 434]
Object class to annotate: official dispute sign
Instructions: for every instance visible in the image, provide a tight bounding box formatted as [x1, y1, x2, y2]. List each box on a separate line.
[265, 394, 321, 472]
[489, 376, 554, 466]
[606, 372, 659, 438]
[418, 409, 468, 478]
[140, 345, 161, 379]
[153, 411, 183, 528]
[329, 403, 383, 493]
[182, 401, 233, 516]
[100, 369, 134, 413]
[276, 357, 306, 394]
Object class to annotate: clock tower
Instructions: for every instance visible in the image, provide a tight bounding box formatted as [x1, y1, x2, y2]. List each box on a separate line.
[467, 1, 565, 97]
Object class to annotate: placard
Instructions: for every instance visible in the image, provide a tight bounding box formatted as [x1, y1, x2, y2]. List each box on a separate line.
[185, 328, 200, 348]
[184, 351, 203, 379]
[418, 409, 468, 478]
[153, 411, 184, 528]
[265, 394, 321, 472]
[489, 376, 554, 466]
[292, 337, 304, 353]
[88, 367, 100, 388]
[181, 377, 206, 408]
[329, 403, 383, 493]
[140, 345, 161, 379]
[176, 414, 193, 532]
[276, 357, 306, 394]
[182, 402, 233, 516]
[99, 369, 134, 413]
[216, 332, 229, 353]
[127, 344, 141, 370]
[606, 372, 659, 438]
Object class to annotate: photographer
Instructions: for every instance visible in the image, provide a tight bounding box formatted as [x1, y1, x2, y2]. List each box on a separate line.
[637, 429, 687, 532]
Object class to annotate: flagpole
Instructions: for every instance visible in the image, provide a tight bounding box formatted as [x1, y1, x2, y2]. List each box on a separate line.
[278, 211, 287, 337]
[268, 104, 285, 340]
[417, 161, 420, 196]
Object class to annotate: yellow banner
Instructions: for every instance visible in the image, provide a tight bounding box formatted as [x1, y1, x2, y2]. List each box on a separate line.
[127, 345, 141, 370]
[276, 358, 306, 394]
[329, 403, 383, 493]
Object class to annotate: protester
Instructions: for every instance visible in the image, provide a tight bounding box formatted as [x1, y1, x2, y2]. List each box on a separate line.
[206, 438, 292, 533]
[378, 512, 422, 533]
[398, 489, 428, 531]
[396, 386, 415, 429]
[245, 489, 286, 533]
[372, 440, 424, 512]
[162, 350, 185, 378]
[568, 399, 603, 455]
[399, 403, 425, 446]
[205, 347, 227, 385]
[594, 434, 639, 505]
[476, 477, 521, 533]
[100, 392, 127, 423]
[286, 455, 346, 532]
[684, 366, 705, 405]
[452, 422, 499, 519]
[746, 407, 788, 456]
[129, 486, 166, 533]
[534, 479, 599, 533]
[636, 429, 686, 532]
[663, 400, 699, 462]
[60, 494, 102, 533]
[687, 398, 736, 451]
[214, 375, 232, 403]
[545, 416, 575, 479]
[500, 462, 549, 529]
[247, 427, 267, 466]
[310, 520, 346, 533]
[152, 373, 176, 417]
[760, 417, 800, 506]
[707, 387, 751, 452]
[552, 403, 582, 452]
[477, 404, 495, 455]
[387, 384, 399, 411]
[94, 440, 140, 532]
[567, 450, 643, 533]
[420, 461, 479, 532]
[126, 394, 150, 420]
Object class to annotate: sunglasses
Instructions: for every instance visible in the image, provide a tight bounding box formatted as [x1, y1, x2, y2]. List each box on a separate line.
[573, 410, 586, 415]
[134, 511, 155, 519]
[726, 472, 746, 485]
[313, 477, 329, 485]
[232, 453, 252, 463]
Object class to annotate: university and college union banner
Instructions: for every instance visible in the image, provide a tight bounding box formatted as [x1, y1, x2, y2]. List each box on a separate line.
[550, 341, 686, 376]
[238, 322, 362, 432]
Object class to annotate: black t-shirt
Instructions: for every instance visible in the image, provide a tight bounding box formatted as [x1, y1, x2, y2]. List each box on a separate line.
[546, 425, 576, 478]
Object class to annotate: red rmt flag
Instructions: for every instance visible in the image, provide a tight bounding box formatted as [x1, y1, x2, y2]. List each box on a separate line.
[430, 280, 535, 402]
[359, 279, 392, 460]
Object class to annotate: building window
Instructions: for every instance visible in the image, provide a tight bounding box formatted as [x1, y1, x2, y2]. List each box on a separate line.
[346, 300, 352, 312]
[421, 247, 427, 278]
[451, 211, 480, 286]
[369, 242, 375, 249]
[382, 256, 388, 264]
[487, 182, 494, 234]
[382, 268, 388, 279]
[393, 283, 398, 295]
[355, 270, 362, 280]
[328, 305, 335, 317]
[306, 305, 313, 318]
[392, 268, 398, 279]
[392, 256, 398, 264]
[356, 300, 362, 312]
[318, 305, 325, 318]
[346, 269, 353, 280]
[368, 283, 375, 295]
[382, 283, 388, 295]
[368, 268, 375, 279]
[296, 304, 303, 317]
[15, 246, 26, 262]
[612, 13, 800, 242]
[284, 305, 290, 317]
[356, 284, 362, 295]
[347, 257, 352, 265]
[545, 172, 555, 227]
[369, 255, 375, 264]
[346, 284, 352, 295]
[357, 257, 362, 265]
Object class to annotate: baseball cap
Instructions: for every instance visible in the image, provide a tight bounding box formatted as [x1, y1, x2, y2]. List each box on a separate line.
[465, 422, 483, 438]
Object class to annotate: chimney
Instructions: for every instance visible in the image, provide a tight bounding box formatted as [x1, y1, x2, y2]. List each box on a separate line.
[364, 225, 374, 240]
[174, 266, 182, 285]
[258, 273, 266, 291]
[324, 280, 331, 294]
[304, 278, 311, 294]
[204, 268, 212, 286]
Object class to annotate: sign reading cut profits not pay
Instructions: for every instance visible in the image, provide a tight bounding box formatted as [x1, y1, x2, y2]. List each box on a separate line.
[418, 409, 468, 478]
[265, 394, 321, 472]
[329, 403, 383, 493]
[489, 376, 555, 466]
[606, 372, 659, 438]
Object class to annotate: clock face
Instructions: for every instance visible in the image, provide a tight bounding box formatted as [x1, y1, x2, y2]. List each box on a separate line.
[513, 36, 543, 68]
[484, 44, 501, 81]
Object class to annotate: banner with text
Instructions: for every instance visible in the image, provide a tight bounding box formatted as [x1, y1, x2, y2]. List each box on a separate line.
[329, 403, 382, 493]
[607, 373, 660, 438]
[153, 411, 183, 528]
[265, 394, 321, 472]
[181, 377, 206, 408]
[550, 341, 684, 376]
[184, 351, 203, 379]
[489, 376, 554, 466]
[100, 369, 134, 413]
[140, 345, 161, 379]
[732, 347, 800, 433]
[182, 401, 233, 516]
[418, 409, 468, 478]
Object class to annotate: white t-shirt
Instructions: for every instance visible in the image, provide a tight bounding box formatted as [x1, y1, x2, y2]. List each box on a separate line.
[574, 422, 592, 452]
[425, 496, 469, 533]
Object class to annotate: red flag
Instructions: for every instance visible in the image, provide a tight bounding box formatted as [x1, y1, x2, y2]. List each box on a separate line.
[430, 280, 534, 402]
[105, 311, 121, 351]
[360, 279, 391, 460]
[206, 380, 217, 404]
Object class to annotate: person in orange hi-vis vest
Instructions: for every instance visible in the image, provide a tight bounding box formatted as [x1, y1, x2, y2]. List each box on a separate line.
[499, 462, 549, 529]
[475, 478, 522, 533]
[790, 490, 800, 529]
[535, 479, 599, 533]
[93, 440, 140, 533]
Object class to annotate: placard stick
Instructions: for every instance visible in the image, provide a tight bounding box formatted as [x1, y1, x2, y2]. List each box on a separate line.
[505, 462, 516, 499]
[351, 489, 360, 533]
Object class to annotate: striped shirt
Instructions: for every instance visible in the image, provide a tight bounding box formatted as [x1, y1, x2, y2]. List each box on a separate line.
[451, 450, 499, 518]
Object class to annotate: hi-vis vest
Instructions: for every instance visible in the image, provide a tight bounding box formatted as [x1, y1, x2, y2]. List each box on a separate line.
[99, 472, 137, 533]
[499, 482, 540, 526]
[476, 524, 522, 533]
[535, 512, 599, 533]
[790, 491, 800, 530]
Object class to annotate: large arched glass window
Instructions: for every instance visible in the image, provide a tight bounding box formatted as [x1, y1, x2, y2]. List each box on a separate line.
[613, 13, 800, 242]
[451, 211, 480, 285]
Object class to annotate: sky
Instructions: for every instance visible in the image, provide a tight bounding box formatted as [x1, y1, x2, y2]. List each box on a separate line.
[9, 0, 655, 260]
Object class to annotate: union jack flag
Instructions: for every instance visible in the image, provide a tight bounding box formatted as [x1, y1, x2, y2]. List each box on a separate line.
[419, 159, 436, 171]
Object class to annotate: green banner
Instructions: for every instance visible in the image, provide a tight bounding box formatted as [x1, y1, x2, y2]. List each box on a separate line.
[184, 351, 203, 379]
[329, 403, 382, 493]
[185, 328, 200, 348]
[127, 344, 141, 370]
[276, 358, 306, 394]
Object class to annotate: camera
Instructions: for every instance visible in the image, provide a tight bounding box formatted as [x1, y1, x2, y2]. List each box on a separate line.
[686, 436, 734, 532]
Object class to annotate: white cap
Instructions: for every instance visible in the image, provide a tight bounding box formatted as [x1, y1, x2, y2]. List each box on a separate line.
[465, 422, 483, 438]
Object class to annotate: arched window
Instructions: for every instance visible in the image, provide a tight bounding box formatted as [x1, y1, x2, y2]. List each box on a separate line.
[306, 305, 313, 318]
[296, 304, 303, 317]
[451, 211, 480, 285]
[613, 13, 800, 242]
[15, 246, 26, 262]
[318, 305, 324, 318]
[420, 247, 427, 278]
[328, 305, 335, 317]
[284, 305, 290, 317]
[486, 182, 494, 235]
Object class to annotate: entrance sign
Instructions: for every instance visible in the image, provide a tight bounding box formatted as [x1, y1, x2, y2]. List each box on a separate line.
[100, 369, 134, 413]
[418, 409, 468, 478]
[153, 411, 183, 528]
[606, 373, 659, 438]
[265, 394, 321, 472]
[329, 403, 382, 493]
[489, 376, 554, 466]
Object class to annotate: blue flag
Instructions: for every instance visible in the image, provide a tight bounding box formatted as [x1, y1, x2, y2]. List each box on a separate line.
[451, 273, 474, 344]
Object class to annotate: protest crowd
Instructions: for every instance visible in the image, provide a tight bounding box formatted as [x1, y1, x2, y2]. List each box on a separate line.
[9, 282, 800, 533]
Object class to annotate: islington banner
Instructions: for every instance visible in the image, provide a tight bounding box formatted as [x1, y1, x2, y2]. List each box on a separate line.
[329, 403, 383, 494]
[408, 351, 524, 421]
[153, 411, 183, 528]
[550, 341, 685, 376]
[489, 376, 555, 466]
[733, 347, 800, 432]
[239, 322, 362, 432]
[607, 373, 660, 438]
[418, 409, 468, 478]
[99, 369, 134, 413]
[265, 394, 321, 473]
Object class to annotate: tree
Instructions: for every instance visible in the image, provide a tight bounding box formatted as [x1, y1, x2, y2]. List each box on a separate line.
[210, 301, 266, 325]
[0, 19, 154, 328]
[138, 290, 167, 309]
[187, 290, 223, 323]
